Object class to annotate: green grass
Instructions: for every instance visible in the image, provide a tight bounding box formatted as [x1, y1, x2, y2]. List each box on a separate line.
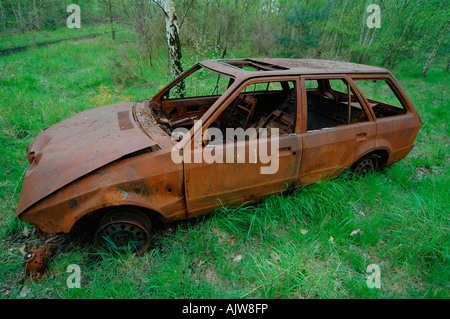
[0, 28, 449, 299]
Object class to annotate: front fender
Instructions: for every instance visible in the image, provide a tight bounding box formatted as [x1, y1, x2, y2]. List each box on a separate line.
[19, 150, 186, 234]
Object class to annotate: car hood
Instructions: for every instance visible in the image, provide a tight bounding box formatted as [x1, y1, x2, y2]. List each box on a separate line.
[16, 102, 160, 216]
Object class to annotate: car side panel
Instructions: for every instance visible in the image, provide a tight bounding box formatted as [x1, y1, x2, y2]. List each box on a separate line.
[349, 73, 422, 166]
[299, 122, 376, 184]
[375, 113, 420, 165]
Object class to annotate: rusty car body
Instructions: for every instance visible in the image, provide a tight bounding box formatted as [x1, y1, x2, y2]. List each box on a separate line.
[16, 58, 422, 254]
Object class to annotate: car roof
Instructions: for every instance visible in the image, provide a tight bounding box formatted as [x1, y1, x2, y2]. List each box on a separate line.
[200, 58, 389, 78]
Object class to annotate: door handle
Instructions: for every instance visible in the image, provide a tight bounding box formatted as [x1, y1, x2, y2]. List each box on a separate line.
[279, 146, 292, 156]
[356, 132, 367, 142]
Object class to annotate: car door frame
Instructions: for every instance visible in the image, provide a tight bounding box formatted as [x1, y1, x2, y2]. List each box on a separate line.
[183, 75, 303, 218]
[298, 74, 377, 184]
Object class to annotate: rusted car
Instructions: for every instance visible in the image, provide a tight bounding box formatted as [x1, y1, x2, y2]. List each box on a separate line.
[16, 58, 422, 254]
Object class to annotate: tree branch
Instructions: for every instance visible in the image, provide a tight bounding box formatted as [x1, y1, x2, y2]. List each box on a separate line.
[152, 0, 168, 17]
[179, 0, 194, 28]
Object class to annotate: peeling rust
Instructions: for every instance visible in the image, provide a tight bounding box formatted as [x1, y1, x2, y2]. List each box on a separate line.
[23, 246, 55, 279]
[15, 58, 421, 256]
[118, 111, 134, 131]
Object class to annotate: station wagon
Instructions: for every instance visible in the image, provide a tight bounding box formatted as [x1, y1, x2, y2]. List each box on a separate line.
[16, 58, 422, 254]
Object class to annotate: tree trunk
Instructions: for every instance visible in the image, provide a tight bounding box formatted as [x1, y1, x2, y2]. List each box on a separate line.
[32, 0, 41, 30]
[12, 1, 26, 32]
[421, 22, 449, 76]
[108, 0, 115, 40]
[333, 0, 348, 59]
[0, 0, 6, 31]
[163, 0, 184, 94]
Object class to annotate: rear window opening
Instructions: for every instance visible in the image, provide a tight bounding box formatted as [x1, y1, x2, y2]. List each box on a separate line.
[354, 79, 407, 118]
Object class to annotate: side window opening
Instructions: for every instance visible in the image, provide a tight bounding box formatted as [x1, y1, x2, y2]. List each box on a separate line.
[305, 78, 368, 131]
[354, 79, 407, 118]
[242, 81, 285, 93]
[210, 80, 297, 143]
[305, 79, 319, 90]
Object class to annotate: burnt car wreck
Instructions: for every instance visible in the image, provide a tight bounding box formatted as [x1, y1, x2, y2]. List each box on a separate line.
[15, 58, 422, 276]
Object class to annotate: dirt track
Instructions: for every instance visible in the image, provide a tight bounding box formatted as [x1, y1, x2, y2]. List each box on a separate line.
[0, 33, 102, 56]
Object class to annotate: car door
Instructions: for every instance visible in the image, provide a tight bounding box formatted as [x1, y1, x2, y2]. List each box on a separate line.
[184, 77, 303, 218]
[299, 75, 377, 184]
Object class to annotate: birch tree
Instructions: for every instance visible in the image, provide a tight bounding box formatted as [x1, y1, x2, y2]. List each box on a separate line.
[154, 0, 184, 89]
[421, 22, 449, 76]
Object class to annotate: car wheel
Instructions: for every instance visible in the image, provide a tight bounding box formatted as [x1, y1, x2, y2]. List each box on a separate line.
[94, 208, 152, 253]
[353, 155, 379, 175]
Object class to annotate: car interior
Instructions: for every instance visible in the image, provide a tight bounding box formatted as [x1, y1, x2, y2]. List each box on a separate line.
[305, 78, 407, 131]
[305, 79, 368, 131]
[154, 77, 407, 140]
[156, 80, 297, 140]
[216, 81, 297, 137]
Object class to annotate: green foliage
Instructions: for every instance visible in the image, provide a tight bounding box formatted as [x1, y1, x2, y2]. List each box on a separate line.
[88, 84, 134, 107]
[1, 0, 448, 73]
[276, 2, 332, 58]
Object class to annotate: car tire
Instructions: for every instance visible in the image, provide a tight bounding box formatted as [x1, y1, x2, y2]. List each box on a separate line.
[94, 207, 152, 253]
[352, 154, 380, 175]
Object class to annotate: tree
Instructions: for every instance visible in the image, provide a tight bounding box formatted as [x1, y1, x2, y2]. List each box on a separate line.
[0, 0, 6, 31]
[154, 0, 184, 86]
[421, 22, 449, 76]
[107, 0, 115, 40]
[99, 0, 116, 40]
[276, 1, 332, 58]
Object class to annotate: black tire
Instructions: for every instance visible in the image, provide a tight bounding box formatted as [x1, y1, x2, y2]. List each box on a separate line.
[352, 155, 380, 175]
[94, 207, 152, 253]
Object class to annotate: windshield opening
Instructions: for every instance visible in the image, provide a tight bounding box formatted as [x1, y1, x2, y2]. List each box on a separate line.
[152, 66, 234, 136]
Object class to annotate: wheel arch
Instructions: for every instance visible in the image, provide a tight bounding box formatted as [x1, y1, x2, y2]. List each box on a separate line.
[69, 204, 167, 235]
[352, 148, 390, 170]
